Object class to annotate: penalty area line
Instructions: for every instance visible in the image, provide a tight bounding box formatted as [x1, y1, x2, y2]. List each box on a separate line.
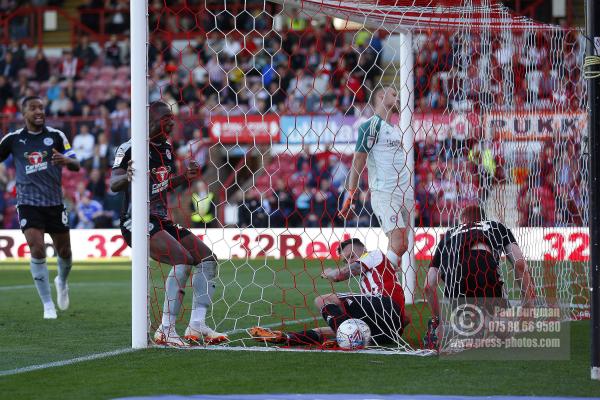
[0, 348, 139, 378]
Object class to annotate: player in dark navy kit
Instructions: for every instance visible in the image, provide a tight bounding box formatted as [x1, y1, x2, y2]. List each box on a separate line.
[0, 96, 80, 319]
[424, 205, 535, 347]
[110, 101, 227, 346]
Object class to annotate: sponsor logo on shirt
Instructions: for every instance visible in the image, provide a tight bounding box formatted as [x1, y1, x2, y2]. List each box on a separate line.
[151, 166, 172, 194]
[24, 151, 49, 174]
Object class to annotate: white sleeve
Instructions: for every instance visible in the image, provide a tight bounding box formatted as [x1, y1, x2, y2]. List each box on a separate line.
[358, 250, 384, 270]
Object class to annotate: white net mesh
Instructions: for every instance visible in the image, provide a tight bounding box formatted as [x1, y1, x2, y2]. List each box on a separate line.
[145, 0, 590, 352]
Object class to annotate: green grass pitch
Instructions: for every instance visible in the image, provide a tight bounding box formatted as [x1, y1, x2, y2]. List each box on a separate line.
[0, 260, 598, 399]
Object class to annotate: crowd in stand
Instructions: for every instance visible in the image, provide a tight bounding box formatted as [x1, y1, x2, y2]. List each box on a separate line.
[0, 2, 588, 229]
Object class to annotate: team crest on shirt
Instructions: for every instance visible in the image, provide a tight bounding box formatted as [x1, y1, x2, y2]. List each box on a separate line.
[20, 218, 27, 227]
[165, 149, 172, 160]
[389, 215, 398, 223]
[151, 166, 172, 194]
[24, 151, 49, 174]
[366, 130, 377, 149]
[43, 137, 54, 146]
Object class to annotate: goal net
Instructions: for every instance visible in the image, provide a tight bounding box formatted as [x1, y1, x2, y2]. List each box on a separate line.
[138, 0, 589, 352]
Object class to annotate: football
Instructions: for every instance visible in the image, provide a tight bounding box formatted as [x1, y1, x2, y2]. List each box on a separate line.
[336, 319, 371, 349]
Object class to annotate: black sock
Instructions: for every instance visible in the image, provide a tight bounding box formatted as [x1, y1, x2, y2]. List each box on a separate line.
[287, 329, 322, 345]
[321, 303, 350, 331]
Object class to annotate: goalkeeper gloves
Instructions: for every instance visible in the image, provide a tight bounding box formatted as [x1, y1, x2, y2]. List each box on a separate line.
[338, 189, 357, 219]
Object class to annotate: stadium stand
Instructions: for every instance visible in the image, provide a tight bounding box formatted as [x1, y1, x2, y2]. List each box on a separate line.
[0, 1, 587, 229]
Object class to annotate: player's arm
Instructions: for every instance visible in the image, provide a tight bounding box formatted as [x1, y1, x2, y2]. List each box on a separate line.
[424, 239, 444, 320]
[424, 266, 442, 320]
[110, 144, 133, 192]
[110, 161, 133, 192]
[498, 223, 535, 308]
[0, 133, 14, 163]
[505, 242, 535, 308]
[53, 132, 80, 171]
[51, 148, 80, 171]
[340, 123, 370, 217]
[321, 261, 362, 282]
[170, 160, 200, 190]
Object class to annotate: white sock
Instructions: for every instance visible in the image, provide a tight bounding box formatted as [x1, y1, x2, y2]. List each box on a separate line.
[386, 249, 401, 270]
[57, 256, 72, 283]
[190, 307, 207, 326]
[191, 261, 217, 326]
[30, 258, 53, 306]
[161, 264, 190, 327]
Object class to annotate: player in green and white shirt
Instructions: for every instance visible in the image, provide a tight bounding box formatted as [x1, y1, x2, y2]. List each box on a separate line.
[340, 86, 413, 272]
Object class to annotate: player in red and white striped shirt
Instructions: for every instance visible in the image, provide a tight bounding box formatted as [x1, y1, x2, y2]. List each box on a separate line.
[249, 238, 408, 347]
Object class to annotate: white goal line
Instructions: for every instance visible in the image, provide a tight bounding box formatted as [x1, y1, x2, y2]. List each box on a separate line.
[0, 317, 430, 378]
[0, 348, 139, 378]
[0, 282, 129, 292]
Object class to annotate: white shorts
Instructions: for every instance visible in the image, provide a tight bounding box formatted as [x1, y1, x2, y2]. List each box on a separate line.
[371, 192, 413, 234]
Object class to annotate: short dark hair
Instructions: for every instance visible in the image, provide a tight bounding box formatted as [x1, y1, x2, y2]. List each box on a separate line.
[460, 204, 486, 223]
[21, 95, 43, 109]
[337, 238, 365, 255]
[149, 100, 171, 115]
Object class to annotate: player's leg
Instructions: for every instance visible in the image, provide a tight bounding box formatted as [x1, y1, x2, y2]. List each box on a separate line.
[359, 295, 404, 346]
[315, 293, 353, 332]
[387, 226, 408, 270]
[370, 192, 410, 270]
[47, 205, 74, 311]
[248, 326, 334, 346]
[19, 205, 56, 319]
[149, 229, 194, 347]
[176, 229, 228, 344]
[23, 226, 56, 319]
[118, 216, 192, 346]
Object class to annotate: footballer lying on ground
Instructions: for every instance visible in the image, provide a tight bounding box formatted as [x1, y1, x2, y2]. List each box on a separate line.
[249, 238, 409, 347]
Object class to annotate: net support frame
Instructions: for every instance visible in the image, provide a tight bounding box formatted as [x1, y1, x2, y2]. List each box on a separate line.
[399, 30, 416, 304]
[130, 0, 150, 349]
[587, 0, 600, 382]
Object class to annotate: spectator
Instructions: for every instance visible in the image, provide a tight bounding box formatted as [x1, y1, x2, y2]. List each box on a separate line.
[91, 132, 110, 169]
[34, 50, 50, 82]
[76, 191, 105, 228]
[103, 87, 122, 112]
[46, 75, 61, 102]
[294, 184, 314, 223]
[269, 178, 295, 227]
[49, 89, 73, 116]
[238, 190, 269, 228]
[64, 78, 76, 100]
[104, 34, 122, 67]
[109, 99, 131, 146]
[0, 75, 14, 108]
[1, 97, 18, 117]
[73, 35, 98, 68]
[14, 74, 31, 99]
[86, 168, 106, 202]
[59, 49, 83, 80]
[311, 179, 338, 227]
[190, 180, 216, 228]
[0, 51, 19, 79]
[517, 180, 556, 227]
[106, 0, 129, 34]
[72, 124, 96, 168]
[72, 88, 89, 116]
[78, 0, 103, 32]
[330, 154, 349, 191]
